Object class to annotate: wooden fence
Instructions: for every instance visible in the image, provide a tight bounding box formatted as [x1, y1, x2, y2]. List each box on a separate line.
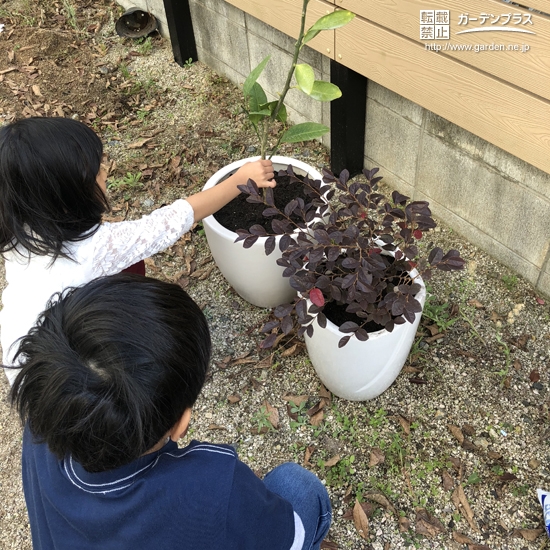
[223, 0, 550, 175]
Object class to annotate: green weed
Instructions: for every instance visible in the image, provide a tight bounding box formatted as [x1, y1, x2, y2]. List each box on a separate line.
[108, 172, 142, 190]
[251, 406, 274, 433]
[136, 36, 153, 56]
[423, 288, 458, 331]
[501, 274, 518, 291]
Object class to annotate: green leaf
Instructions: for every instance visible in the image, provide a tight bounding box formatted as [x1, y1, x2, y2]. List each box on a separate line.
[302, 29, 320, 45]
[262, 101, 287, 123]
[243, 55, 270, 97]
[295, 64, 315, 94]
[309, 10, 355, 32]
[249, 109, 271, 116]
[248, 82, 268, 112]
[308, 80, 342, 101]
[280, 122, 329, 143]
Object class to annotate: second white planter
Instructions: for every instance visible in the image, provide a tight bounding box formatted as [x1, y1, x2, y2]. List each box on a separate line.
[202, 156, 323, 309]
[304, 275, 427, 401]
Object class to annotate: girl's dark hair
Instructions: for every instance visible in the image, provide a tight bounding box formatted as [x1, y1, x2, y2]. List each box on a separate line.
[10, 274, 211, 473]
[0, 117, 109, 260]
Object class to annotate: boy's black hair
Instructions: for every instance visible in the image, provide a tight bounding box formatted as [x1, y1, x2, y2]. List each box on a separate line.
[0, 116, 109, 260]
[10, 274, 211, 473]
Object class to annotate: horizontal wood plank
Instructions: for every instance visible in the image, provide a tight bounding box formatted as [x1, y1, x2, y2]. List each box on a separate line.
[335, 15, 550, 175]
[337, 0, 550, 99]
[224, 0, 336, 58]
[518, 0, 550, 14]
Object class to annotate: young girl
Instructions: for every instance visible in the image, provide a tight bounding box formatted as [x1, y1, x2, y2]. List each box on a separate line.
[0, 116, 275, 385]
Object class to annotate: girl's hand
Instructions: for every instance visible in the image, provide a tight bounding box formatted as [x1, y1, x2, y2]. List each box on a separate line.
[186, 160, 275, 222]
[233, 160, 275, 188]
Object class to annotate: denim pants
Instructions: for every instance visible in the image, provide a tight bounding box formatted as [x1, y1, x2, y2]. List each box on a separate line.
[263, 462, 332, 550]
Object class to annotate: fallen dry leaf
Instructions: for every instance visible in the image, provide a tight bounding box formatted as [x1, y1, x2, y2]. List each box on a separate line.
[448, 424, 464, 444]
[306, 400, 326, 417]
[487, 451, 502, 460]
[515, 333, 529, 350]
[368, 448, 385, 467]
[31, 84, 42, 97]
[304, 445, 315, 467]
[513, 359, 522, 371]
[319, 384, 331, 405]
[127, 137, 153, 149]
[452, 485, 478, 531]
[342, 501, 373, 519]
[426, 324, 439, 336]
[254, 357, 272, 369]
[353, 499, 369, 540]
[207, 423, 226, 430]
[497, 472, 518, 482]
[490, 311, 503, 322]
[264, 400, 279, 429]
[323, 454, 341, 468]
[280, 343, 302, 357]
[309, 409, 324, 426]
[442, 470, 455, 491]
[452, 531, 474, 544]
[415, 508, 445, 538]
[529, 369, 540, 383]
[398, 516, 410, 532]
[320, 541, 338, 549]
[403, 365, 421, 373]
[512, 528, 544, 541]
[462, 438, 478, 452]
[394, 414, 410, 435]
[227, 394, 241, 404]
[468, 545, 491, 550]
[365, 492, 396, 515]
[462, 424, 475, 436]
[528, 458, 541, 469]
[282, 395, 309, 406]
[468, 299, 484, 309]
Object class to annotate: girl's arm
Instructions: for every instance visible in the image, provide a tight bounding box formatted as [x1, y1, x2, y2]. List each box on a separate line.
[186, 159, 275, 222]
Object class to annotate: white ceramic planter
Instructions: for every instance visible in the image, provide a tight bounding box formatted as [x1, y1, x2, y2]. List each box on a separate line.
[202, 156, 324, 308]
[304, 275, 426, 401]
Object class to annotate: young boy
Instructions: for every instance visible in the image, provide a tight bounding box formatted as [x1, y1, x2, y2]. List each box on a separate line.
[10, 274, 331, 550]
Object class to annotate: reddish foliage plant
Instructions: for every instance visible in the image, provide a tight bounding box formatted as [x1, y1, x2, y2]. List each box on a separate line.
[236, 167, 465, 348]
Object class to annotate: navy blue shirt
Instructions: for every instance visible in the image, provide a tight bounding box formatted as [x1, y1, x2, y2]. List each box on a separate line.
[22, 427, 296, 549]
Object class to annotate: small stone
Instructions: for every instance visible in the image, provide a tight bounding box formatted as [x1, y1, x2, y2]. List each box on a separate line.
[532, 382, 544, 391]
[246, 145, 257, 153]
[473, 437, 489, 449]
[143, 198, 154, 207]
[98, 65, 109, 74]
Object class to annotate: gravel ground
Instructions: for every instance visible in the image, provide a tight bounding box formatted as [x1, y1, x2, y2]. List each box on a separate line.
[1, 2, 550, 549]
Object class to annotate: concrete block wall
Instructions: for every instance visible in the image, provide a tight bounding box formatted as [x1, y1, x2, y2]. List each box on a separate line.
[364, 84, 550, 296]
[117, 0, 550, 297]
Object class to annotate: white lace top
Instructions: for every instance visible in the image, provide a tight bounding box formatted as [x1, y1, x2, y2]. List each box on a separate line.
[1, 199, 195, 385]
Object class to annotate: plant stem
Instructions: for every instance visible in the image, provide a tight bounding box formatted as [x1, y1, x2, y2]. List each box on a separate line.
[263, 0, 310, 158]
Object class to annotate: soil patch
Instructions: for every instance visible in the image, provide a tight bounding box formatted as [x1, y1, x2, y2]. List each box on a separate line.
[213, 172, 310, 232]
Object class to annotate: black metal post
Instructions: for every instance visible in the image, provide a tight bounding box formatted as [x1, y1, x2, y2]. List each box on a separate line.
[330, 60, 368, 177]
[162, 0, 198, 67]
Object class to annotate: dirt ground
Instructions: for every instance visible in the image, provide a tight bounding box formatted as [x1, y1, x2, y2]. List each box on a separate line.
[1, 1, 550, 549]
